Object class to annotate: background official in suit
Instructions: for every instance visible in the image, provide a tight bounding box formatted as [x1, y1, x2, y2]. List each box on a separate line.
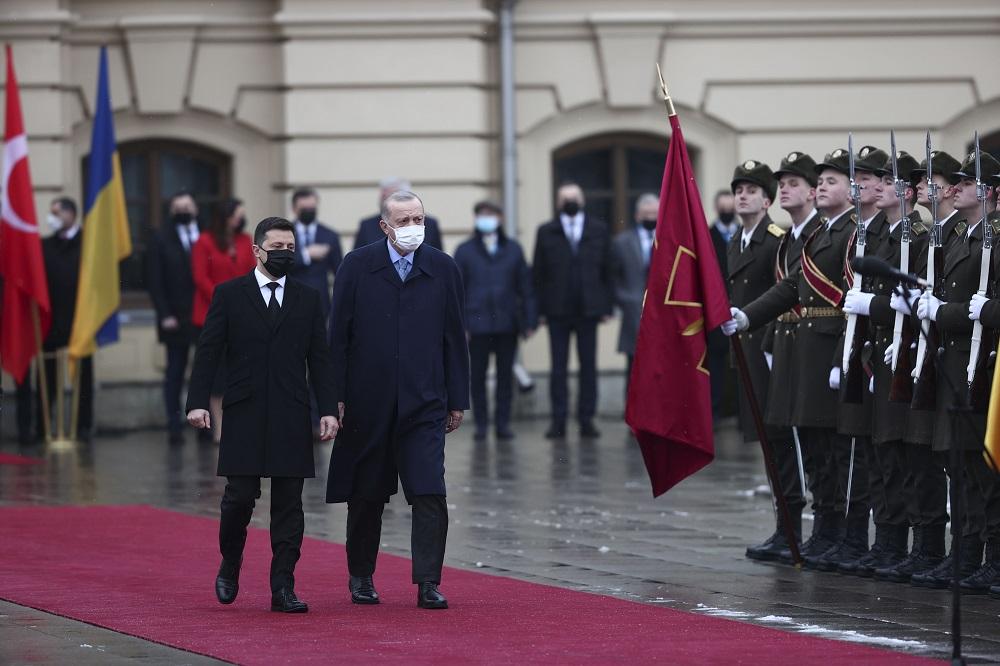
[453, 199, 536, 441]
[353, 177, 443, 251]
[186, 217, 339, 614]
[286, 187, 343, 319]
[327, 189, 469, 610]
[612, 193, 657, 395]
[147, 191, 201, 444]
[708, 190, 737, 419]
[532, 181, 613, 439]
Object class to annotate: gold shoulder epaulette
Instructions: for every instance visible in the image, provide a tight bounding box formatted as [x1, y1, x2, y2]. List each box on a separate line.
[767, 223, 785, 238]
[990, 217, 1000, 236]
[910, 219, 928, 235]
[956, 220, 968, 236]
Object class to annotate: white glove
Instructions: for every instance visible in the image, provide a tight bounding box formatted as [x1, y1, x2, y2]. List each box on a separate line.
[722, 307, 749, 336]
[764, 351, 773, 370]
[917, 292, 942, 321]
[843, 289, 875, 316]
[970, 293, 989, 321]
[868, 376, 874, 394]
[883, 344, 894, 366]
[829, 367, 840, 390]
[890, 288, 922, 316]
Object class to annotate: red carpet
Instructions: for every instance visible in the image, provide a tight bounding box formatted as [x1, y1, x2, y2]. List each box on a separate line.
[0, 505, 930, 665]
[0, 452, 43, 465]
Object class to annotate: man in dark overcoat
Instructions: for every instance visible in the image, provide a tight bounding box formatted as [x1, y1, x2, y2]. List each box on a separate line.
[186, 217, 339, 614]
[326, 190, 470, 610]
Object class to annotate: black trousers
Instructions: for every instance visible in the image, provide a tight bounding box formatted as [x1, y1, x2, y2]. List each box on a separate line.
[833, 434, 871, 517]
[346, 495, 448, 584]
[903, 443, 948, 528]
[869, 439, 908, 527]
[547, 317, 598, 425]
[164, 342, 190, 433]
[772, 436, 805, 513]
[705, 329, 729, 417]
[219, 476, 305, 593]
[938, 451, 985, 538]
[798, 426, 841, 516]
[469, 333, 518, 432]
[966, 450, 1000, 543]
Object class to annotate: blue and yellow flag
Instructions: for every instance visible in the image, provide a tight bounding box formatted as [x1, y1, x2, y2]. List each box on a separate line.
[68, 46, 132, 359]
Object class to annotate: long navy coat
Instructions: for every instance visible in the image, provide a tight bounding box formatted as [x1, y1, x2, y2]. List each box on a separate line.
[453, 233, 537, 336]
[326, 240, 470, 503]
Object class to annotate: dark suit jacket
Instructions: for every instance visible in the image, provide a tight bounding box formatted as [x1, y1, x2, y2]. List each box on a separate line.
[532, 216, 613, 320]
[326, 241, 470, 503]
[353, 214, 443, 251]
[186, 273, 337, 477]
[453, 233, 537, 336]
[287, 222, 343, 315]
[41, 231, 82, 350]
[146, 225, 197, 345]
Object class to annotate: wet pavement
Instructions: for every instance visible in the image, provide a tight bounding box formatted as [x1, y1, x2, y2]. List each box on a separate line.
[2, 417, 999, 663]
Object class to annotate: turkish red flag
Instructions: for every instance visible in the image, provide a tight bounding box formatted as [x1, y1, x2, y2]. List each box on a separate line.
[1, 45, 50, 383]
[625, 114, 731, 497]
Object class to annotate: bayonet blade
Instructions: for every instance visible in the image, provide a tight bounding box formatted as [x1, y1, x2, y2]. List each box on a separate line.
[891, 130, 899, 181]
[975, 130, 982, 187]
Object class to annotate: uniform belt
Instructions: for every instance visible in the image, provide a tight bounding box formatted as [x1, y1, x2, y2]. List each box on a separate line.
[777, 311, 801, 323]
[799, 306, 843, 318]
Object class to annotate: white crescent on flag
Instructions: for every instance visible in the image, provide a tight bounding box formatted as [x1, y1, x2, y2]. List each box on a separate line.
[2, 133, 37, 234]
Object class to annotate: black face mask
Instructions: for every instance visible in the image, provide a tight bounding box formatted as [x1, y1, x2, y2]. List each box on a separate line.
[640, 218, 657, 231]
[172, 212, 194, 226]
[718, 211, 735, 224]
[298, 208, 317, 225]
[561, 201, 581, 217]
[260, 248, 295, 278]
[235, 216, 247, 233]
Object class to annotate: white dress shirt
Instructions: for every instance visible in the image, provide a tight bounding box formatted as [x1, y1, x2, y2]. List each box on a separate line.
[177, 221, 200, 252]
[254, 267, 286, 306]
[560, 212, 584, 245]
[637, 227, 654, 264]
[791, 208, 818, 240]
[295, 220, 317, 265]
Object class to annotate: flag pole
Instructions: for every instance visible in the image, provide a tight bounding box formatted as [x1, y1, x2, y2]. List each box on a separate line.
[31, 303, 52, 443]
[655, 63, 677, 118]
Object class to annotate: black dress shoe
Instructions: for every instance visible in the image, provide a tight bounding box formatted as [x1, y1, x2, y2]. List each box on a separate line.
[580, 422, 601, 438]
[271, 587, 308, 613]
[417, 582, 448, 609]
[349, 575, 380, 604]
[215, 559, 241, 604]
[495, 427, 515, 440]
[473, 428, 487, 442]
[545, 423, 566, 439]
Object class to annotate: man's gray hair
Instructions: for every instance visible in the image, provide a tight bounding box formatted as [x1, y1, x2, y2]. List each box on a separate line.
[634, 192, 659, 215]
[379, 176, 412, 192]
[381, 190, 423, 221]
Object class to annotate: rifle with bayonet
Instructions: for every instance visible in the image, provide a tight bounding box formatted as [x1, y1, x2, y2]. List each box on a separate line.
[967, 131, 995, 411]
[911, 132, 941, 410]
[841, 133, 869, 403]
[888, 131, 916, 402]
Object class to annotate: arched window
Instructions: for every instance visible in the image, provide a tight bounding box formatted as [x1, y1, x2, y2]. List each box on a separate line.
[972, 129, 1000, 163]
[82, 139, 232, 303]
[552, 132, 679, 232]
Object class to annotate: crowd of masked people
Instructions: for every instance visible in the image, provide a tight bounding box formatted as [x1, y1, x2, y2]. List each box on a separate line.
[10, 176, 670, 448]
[710, 144, 1000, 599]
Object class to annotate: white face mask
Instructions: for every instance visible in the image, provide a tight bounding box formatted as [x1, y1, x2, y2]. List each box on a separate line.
[47, 213, 64, 231]
[391, 224, 425, 252]
[475, 215, 499, 233]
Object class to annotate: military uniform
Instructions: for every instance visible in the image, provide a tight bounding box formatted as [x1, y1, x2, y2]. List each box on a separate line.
[741, 149, 858, 562]
[727, 160, 803, 562]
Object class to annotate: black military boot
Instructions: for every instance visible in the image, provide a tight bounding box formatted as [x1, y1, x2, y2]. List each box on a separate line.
[842, 524, 908, 577]
[779, 512, 820, 564]
[959, 538, 1000, 594]
[747, 506, 802, 562]
[911, 534, 984, 589]
[801, 512, 845, 568]
[875, 526, 934, 583]
[813, 510, 869, 572]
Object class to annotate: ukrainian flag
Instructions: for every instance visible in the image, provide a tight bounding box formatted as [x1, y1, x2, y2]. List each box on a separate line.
[986, 336, 1000, 471]
[68, 46, 132, 359]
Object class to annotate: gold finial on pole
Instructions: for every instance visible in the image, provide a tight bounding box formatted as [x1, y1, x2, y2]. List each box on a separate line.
[655, 62, 676, 117]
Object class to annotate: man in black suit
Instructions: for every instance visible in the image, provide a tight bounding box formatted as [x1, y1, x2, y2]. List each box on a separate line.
[327, 190, 469, 610]
[186, 217, 339, 613]
[353, 177, 444, 251]
[707, 190, 737, 419]
[147, 191, 202, 444]
[286, 187, 343, 318]
[532, 181, 613, 439]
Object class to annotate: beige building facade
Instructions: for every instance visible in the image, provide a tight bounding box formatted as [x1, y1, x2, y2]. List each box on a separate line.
[2, 0, 1000, 400]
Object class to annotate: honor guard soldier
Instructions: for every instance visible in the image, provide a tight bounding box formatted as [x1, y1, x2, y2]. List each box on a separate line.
[724, 148, 859, 563]
[875, 148, 963, 583]
[911, 150, 1000, 589]
[723, 160, 801, 562]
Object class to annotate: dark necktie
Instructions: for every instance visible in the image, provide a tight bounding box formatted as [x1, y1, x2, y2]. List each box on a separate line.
[266, 282, 281, 323]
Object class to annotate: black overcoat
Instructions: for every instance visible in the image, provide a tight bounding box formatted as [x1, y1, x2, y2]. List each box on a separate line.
[325, 241, 471, 503]
[532, 216, 614, 320]
[146, 225, 198, 345]
[186, 272, 337, 477]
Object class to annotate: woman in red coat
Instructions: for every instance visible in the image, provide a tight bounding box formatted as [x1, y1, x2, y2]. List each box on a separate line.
[191, 198, 255, 442]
